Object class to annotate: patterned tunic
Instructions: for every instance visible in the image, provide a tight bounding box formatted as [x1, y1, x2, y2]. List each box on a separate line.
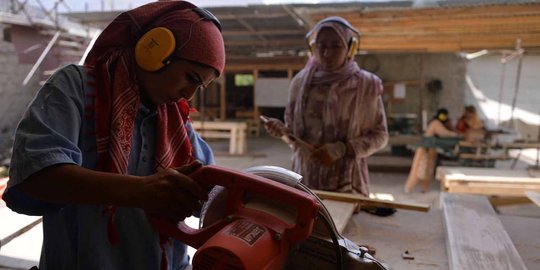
[285, 65, 388, 196]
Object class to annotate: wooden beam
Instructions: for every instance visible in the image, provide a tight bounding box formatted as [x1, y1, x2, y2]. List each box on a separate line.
[236, 16, 267, 42]
[0, 207, 42, 248]
[488, 196, 532, 207]
[312, 190, 430, 212]
[442, 193, 527, 270]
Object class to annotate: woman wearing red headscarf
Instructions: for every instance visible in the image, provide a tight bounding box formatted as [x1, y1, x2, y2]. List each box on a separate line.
[264, 17, 388, 197]
[4, 1, 224, 269]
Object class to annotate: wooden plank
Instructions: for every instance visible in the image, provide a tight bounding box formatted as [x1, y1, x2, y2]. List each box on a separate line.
[488, 196, 532, 207]
[0, 222, 42, 270]
[525, 191, 540, 208]
[192, 121, 247, 130]
[0, 207, 42, 248]
[436, 166, 540, 196]
[441, 193, 527, 270]
[194, 131, 231, 139]
[313, 190, 430, 212]
[445, 181, 540, 197]
[436, 166, 540, 184]
[320, 200, 356, 234]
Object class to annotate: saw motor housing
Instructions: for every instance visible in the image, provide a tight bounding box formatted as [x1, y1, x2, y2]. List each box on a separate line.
[152, 165, 321, 270]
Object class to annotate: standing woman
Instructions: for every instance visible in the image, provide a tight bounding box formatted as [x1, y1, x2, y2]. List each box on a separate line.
[264, 17, 388, 196]
[4, 1, 224, 269]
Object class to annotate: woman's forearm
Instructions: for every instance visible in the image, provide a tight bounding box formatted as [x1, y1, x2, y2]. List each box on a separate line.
[16, 164, 144, 208]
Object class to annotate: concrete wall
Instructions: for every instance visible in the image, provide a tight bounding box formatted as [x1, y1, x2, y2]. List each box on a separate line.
[365, 53, 466, 130]
[365, 51, 540, 137]
[0, 23, 38, 162]
[465, 54, 540, 130]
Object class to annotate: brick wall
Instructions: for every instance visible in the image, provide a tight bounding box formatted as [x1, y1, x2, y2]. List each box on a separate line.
[0, 23, 39, 163]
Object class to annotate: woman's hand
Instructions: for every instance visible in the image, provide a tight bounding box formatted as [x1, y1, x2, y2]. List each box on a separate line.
[263, 117, 288, 138]
[311, 142, 346, 166]
[138, 161, 208, 222]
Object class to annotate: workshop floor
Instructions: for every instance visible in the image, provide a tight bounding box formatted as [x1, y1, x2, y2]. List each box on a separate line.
[1, 134, 539, 269]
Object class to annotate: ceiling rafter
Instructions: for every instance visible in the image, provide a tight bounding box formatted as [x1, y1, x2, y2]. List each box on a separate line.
[235, 16, 267, 42]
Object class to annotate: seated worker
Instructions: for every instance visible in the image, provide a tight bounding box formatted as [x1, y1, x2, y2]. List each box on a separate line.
[456, 105, 485, 143]
[404, 108, 458, 193]
[3, 1, 224, 269]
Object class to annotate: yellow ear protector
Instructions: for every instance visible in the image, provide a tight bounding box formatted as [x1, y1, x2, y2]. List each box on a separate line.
[438, 113, 448, 122]
[135, 27, 176, 72]
[306, 18, 361, 58]
[134, 8, 222, 72]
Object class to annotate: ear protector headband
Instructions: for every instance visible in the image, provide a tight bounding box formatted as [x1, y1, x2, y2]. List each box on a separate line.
[305, 18, 361, 58]
[135, 7, 222, 72]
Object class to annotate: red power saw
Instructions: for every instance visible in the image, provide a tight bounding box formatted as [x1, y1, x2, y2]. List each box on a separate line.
[154, 165, 390, 270]
[152, 165, 321, 270]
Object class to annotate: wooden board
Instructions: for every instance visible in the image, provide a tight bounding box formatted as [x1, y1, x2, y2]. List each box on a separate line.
[436, 166, 540, 183]
[436, 166, 540, 196]
[313, 190, 430, 212]
[441, 193, 527, 270]
[0, 207, 42, 248]
[320, 199, 356, 233]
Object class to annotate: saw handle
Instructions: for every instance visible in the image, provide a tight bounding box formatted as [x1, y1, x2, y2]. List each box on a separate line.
[153, 165, 320, 247]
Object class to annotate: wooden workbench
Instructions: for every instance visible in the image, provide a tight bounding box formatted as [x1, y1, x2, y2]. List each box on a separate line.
[342, 208, 540, 270]
[192, 121, 248, 155]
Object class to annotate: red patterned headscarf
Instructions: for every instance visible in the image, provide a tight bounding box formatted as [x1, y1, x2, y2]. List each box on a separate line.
[84, 0, 225, 175]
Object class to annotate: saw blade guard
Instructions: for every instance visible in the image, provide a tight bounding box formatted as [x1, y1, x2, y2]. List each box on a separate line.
[243, 166, 391, 270]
